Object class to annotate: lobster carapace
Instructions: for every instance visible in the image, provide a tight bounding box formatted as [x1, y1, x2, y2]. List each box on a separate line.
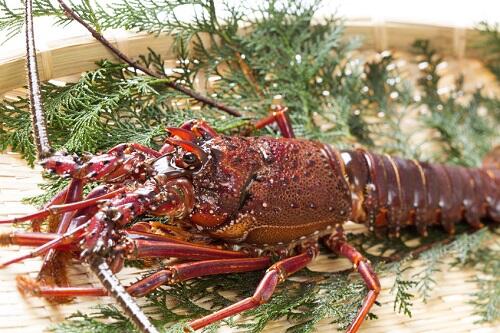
[187, 135, 352, 245]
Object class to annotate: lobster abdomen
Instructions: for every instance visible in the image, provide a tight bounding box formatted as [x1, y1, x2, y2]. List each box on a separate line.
[341, 149, 500, 236]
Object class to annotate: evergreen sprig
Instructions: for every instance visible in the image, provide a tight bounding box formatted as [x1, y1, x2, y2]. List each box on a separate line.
[0, 0, 499, 332]
[388, 259, 417, 317]
[0, 0, 70, 43]
[412, 39, 498, 166]
[359, 52, 421, 158]
[0, 97, 37, 165]
[476, 22, 500, 81]
[459, 234, 500, 323]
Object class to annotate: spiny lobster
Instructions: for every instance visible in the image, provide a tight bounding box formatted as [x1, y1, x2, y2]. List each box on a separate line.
[1, 1, 499, 333]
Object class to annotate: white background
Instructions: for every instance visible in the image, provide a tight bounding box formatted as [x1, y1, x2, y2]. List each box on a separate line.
[1, 0, 499, 57]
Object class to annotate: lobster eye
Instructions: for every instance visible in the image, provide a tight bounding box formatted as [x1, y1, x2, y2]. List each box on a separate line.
[182, 152, 197, 165]
[175, 151, 202, 171]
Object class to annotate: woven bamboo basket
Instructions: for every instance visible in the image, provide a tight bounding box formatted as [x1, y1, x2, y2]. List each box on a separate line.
[0, 19, 499, 333]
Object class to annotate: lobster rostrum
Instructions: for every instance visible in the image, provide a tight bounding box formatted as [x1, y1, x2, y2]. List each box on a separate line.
[1, 1, 499, 333]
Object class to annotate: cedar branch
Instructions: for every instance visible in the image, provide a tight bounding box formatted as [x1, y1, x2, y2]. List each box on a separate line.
[55, 0, 241, 117]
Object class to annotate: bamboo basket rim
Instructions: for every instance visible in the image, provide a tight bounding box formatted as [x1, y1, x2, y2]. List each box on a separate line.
[0, 20, 487, 95]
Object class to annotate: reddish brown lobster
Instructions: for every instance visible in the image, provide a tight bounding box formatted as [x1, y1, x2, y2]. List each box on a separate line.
[1, 1, 499, 333]
[2, 114, 500, 333]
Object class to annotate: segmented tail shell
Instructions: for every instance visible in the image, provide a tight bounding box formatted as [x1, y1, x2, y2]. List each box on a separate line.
[341, 149, 500, 236]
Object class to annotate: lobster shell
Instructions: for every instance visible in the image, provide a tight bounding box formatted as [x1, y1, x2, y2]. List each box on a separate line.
[342, 149, 500, 236]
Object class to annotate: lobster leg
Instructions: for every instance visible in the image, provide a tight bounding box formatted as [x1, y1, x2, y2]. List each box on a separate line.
[179, 119, 219, 139]
[67, 185, 117, 230]
[0, 231, 77, 249]
[57, 179, 84, 222]
[18, 257, 271, 298]
[189, 247, 316, 331]
[2, 228, 202, 248]
[0, 222, 89, 268]
[127, 257, 271, 296]
[38, 184, 121, 290]
[254, 104, 295, 138]
[32, 185, 70, 232]
[2, 187, 127, 275]
[173, 106, 295, 141]
[38, 179, 84, 283]
[108, 143, 162, 158]
[42, 142, 162, 181]
[325, 234, 381, 333]
[132, 238, 250, 261]
[0, 187, 125, 224]
[0, 229, 248, 265]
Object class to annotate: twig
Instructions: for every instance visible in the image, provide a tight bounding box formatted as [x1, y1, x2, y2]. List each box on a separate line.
[55, 0, 241, 117]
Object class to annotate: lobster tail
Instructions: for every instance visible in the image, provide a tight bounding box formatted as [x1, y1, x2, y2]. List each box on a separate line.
[481, 145, 500, 221]
[341, 149, 500, 236]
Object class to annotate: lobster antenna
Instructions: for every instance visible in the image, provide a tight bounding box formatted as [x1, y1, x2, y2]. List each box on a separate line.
[89, 256, 159, 333]
[24, 0, 52, 159]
